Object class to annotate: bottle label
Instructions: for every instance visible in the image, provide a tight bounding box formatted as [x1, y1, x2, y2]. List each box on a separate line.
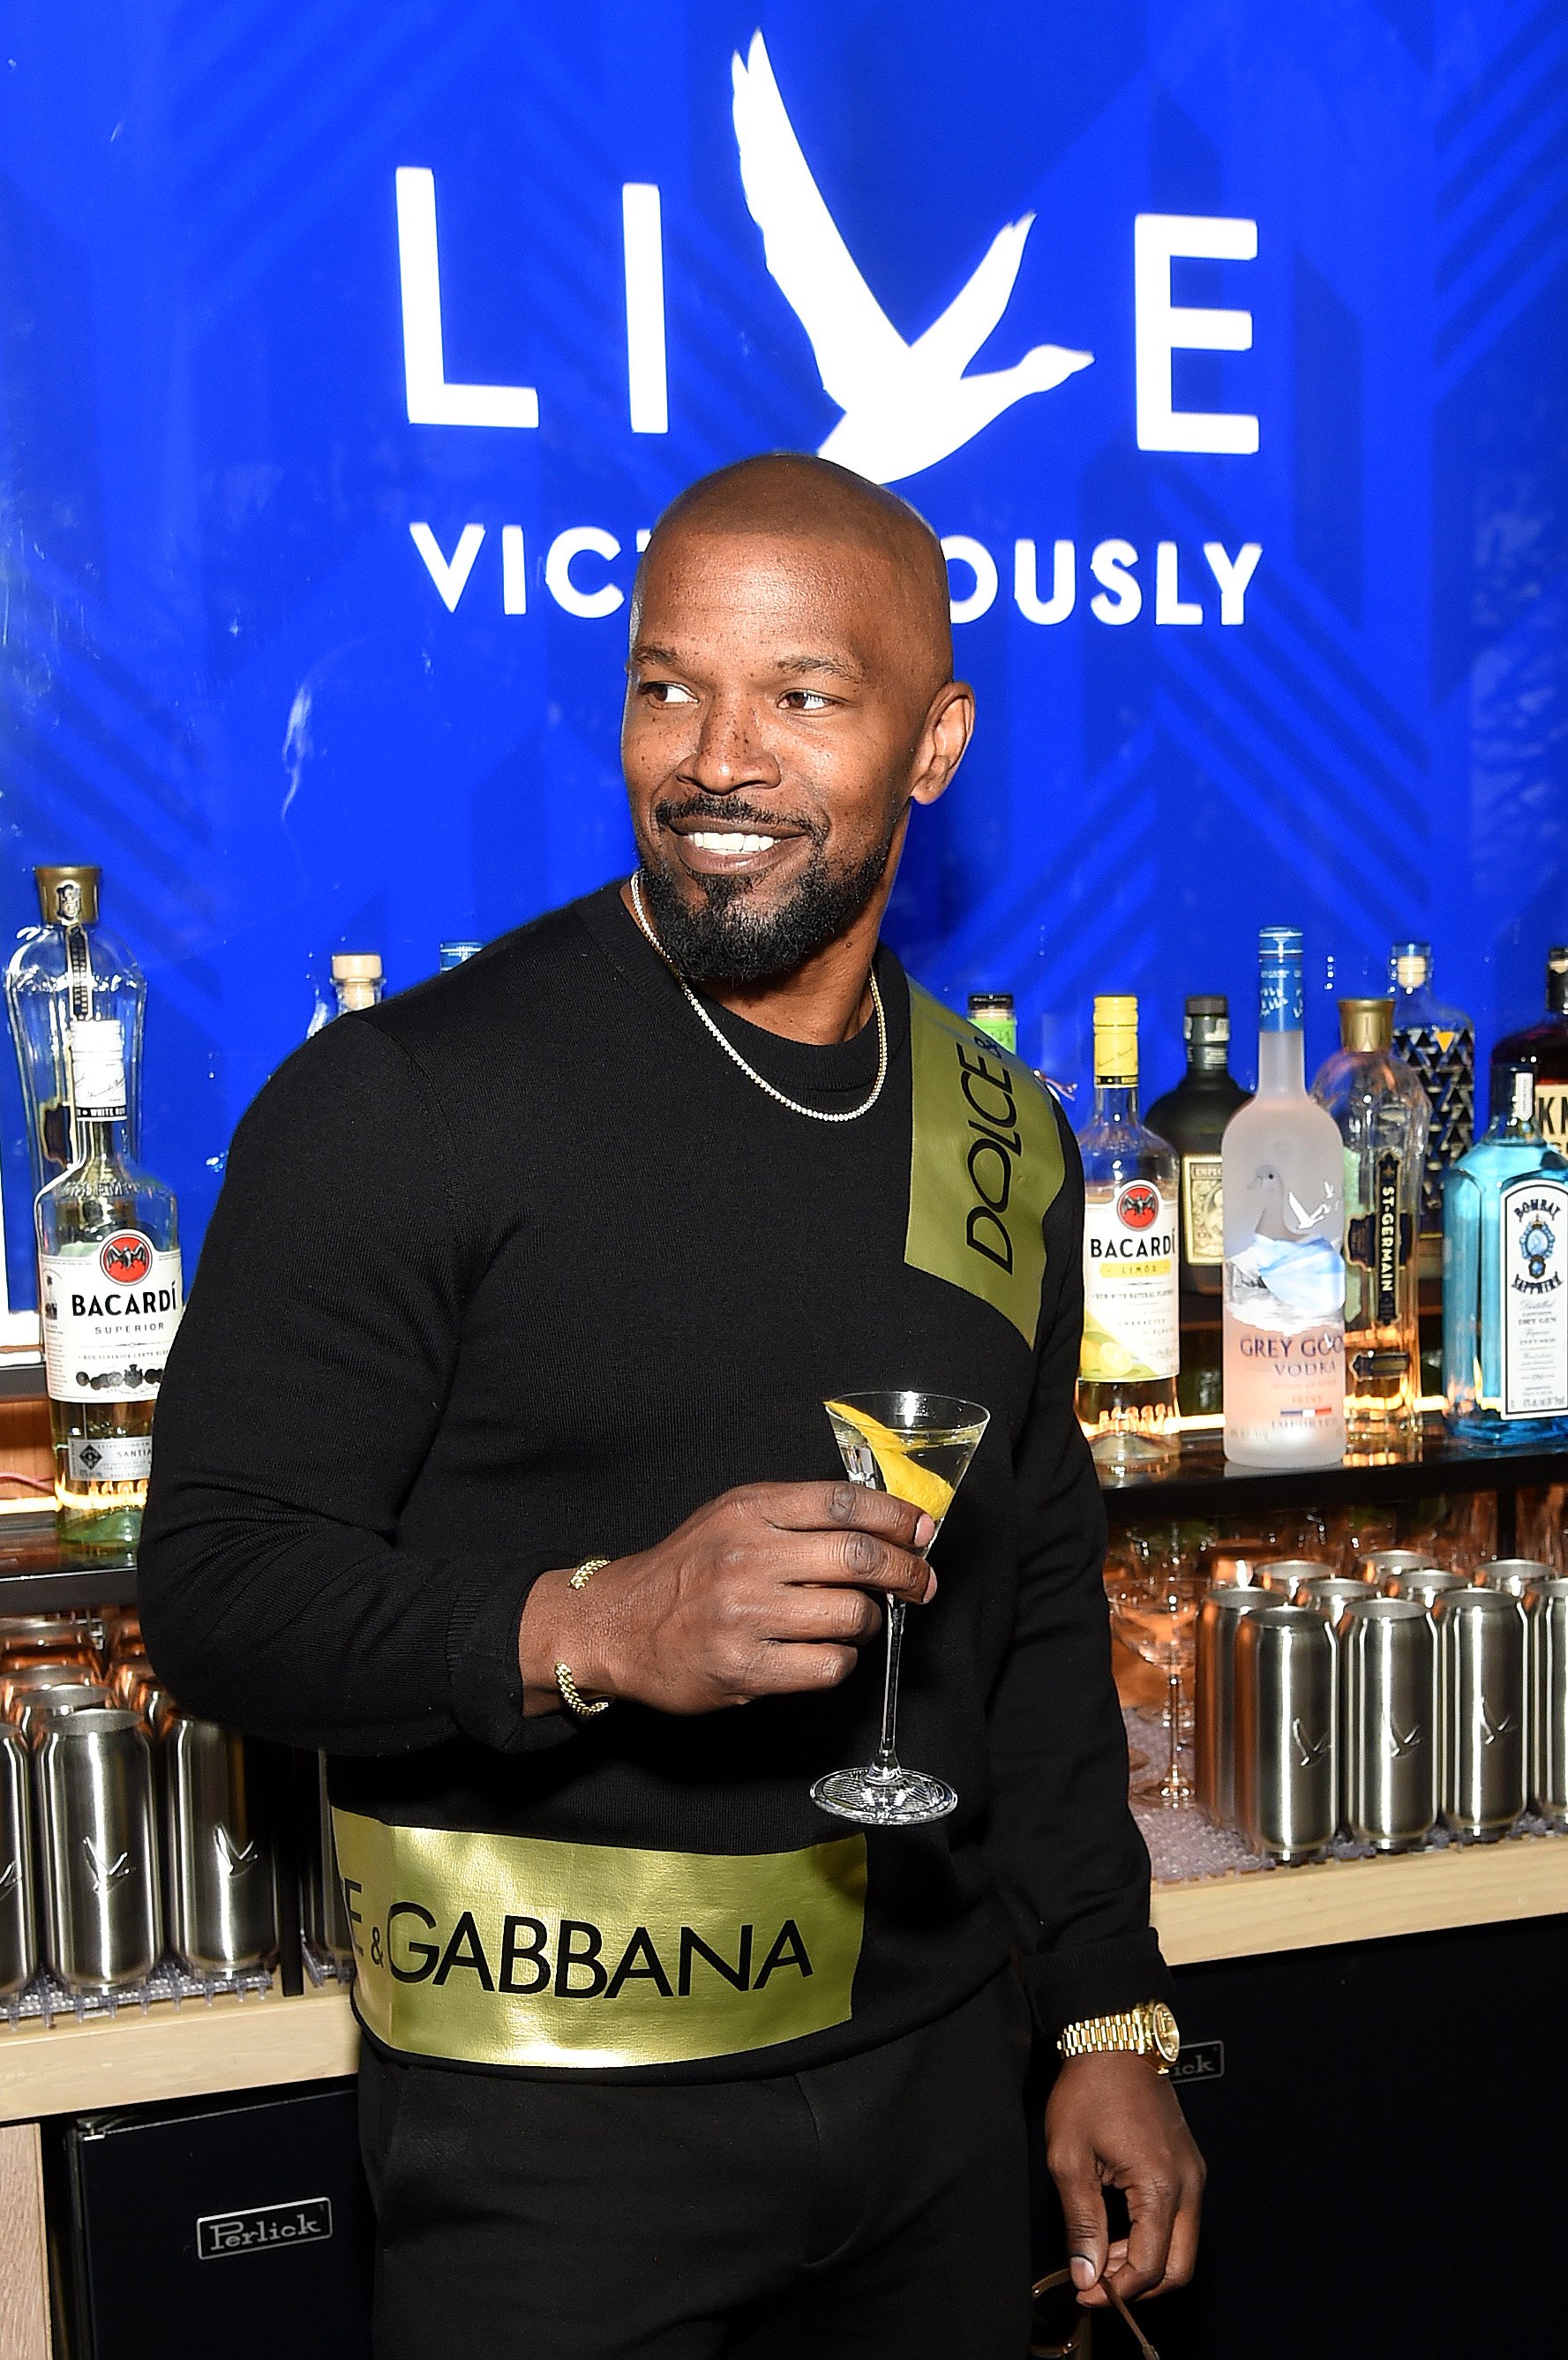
[1344, 1150, 1407, 1327]
[1180, 1154, 1225, 1267]
[1500, 1176, 1568, 1418]
[1081, 1184, 1179, 1382]
[1536, 1082, 1568, 1146]
[41, 1233, 183, 1408]
[66, 1433, 153, 1484]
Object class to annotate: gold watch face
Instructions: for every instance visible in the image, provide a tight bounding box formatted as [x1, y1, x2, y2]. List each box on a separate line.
[1151, 2002, 1181, 2063]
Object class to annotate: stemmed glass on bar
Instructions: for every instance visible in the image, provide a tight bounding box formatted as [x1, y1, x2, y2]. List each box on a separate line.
[811, 1390, 989, 1830]
[1109, 1559, 1204, 1808]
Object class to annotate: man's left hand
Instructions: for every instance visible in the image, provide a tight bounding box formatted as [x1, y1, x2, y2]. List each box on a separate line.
[1045, 2053, 1205, 2309]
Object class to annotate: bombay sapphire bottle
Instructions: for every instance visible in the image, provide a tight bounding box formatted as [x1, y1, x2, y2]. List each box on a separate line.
[1222, 929, 1347, 1468]
[1443, 1066, 1568, 1447]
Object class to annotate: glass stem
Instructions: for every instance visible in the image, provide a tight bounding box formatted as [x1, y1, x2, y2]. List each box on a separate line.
[874, 1599, 906, 1771]
[1165, 1668, 1181, 1793]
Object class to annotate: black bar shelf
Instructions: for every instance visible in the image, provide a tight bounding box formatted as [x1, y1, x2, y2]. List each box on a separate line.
[1099, 1416, 1568, 1528]
[0, 1515, 139, 1612]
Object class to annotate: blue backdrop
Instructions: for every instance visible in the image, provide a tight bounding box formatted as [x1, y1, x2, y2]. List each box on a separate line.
[2, 0, 1564, 1300]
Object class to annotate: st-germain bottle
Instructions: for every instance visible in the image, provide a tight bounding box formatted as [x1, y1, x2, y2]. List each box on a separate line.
[1223, 928, 1347, 1468]
[4, 866, 146, 1199]
[1443, 1065, 1568, 1447]
[1311, 998, 1429, 1457]
[1390, 940, 1474, 1251]
[1076, 995, 1180, 1471]
[36, 1018, 183, 1558]
[1489, 945, 1568, 1148]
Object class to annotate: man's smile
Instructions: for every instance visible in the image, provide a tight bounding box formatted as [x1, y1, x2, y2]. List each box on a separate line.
[663, 814, 809, 878]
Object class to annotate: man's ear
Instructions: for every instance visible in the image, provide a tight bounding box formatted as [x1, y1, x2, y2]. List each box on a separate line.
[909, 681, 976, 808]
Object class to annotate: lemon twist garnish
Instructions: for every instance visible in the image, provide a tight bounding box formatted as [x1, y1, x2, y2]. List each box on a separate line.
[824, 1401, 957, 1522]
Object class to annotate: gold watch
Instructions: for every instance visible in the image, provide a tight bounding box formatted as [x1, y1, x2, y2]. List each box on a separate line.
[1057, 2001, 1180, 2073]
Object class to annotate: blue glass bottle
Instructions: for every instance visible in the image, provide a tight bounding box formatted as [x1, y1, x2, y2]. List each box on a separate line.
[1443, 1066, 1568, 1447]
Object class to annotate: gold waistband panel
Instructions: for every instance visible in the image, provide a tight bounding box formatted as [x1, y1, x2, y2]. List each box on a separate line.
[330, 1811, 867, 2070]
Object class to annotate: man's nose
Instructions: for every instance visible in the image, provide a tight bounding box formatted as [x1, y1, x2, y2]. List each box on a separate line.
[678, 695, 781, 795]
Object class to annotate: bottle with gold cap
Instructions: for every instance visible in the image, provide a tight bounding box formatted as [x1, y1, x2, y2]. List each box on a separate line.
[4, 867, 147, 1199]
[1075, 995, 1180, 1469]
[1311, 998, 1429, 1455]
[306, 952, 385, 1036]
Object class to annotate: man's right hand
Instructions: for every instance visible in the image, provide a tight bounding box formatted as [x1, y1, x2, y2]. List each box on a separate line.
[517, 1481, 937, 1715]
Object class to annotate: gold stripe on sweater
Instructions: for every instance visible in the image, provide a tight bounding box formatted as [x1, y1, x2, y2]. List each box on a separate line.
[331, 1811, 867, 2070]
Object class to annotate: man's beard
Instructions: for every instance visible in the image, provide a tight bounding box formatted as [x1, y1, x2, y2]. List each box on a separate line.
[639, 800, 896, 985]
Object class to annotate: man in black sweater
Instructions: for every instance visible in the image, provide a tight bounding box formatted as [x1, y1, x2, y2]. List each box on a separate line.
[140, 454, 1202, 2357]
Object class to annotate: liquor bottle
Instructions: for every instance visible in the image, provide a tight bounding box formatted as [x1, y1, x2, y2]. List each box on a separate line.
[1443, 1065, 1568, 1447]
[1311, 998, 1429, 1456]
[1145, 997, 1251, 1298]
[1076, 996, 1180, 1471]
[36, 1018, 182, 1557]
[1489, 946, 1568, 1147]
[1390, 941, 1474, 1247]
[4, 867, 146, 1199]
[306, 951, 385, 1035]
[439, 941, 484, 972]
[1223, 928, 1347, 1469]
[966, 992, 1016, 1054]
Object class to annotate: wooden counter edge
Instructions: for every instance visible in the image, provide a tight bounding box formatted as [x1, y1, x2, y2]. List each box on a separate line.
[1152, 1831, 1568, 1966]
[0, 1980, 357, 2124]
[4, 1838, 1568, 2119]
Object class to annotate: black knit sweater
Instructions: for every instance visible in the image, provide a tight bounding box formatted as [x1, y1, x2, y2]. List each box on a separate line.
[139, 884, 1170, 2078]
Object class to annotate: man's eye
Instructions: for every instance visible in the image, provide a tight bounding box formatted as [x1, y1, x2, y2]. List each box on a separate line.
[783, 689, 832, 712]
[639, 680, 698, 706]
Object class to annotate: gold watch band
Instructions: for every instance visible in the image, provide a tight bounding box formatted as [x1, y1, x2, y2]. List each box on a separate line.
[1056, 2001, 1179, 2072]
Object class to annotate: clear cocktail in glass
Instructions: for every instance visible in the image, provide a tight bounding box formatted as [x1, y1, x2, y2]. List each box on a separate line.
[811, 1390, 989, 1829]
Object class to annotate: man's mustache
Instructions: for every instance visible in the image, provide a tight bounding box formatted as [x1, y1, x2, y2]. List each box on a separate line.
[653, 793, 827, 848]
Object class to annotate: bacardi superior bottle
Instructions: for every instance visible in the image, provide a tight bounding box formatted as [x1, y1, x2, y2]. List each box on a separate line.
[1076, 995, 1180, 1470]
[36, 1018, 183, 1557]
[1223, 928, 1347, 1468]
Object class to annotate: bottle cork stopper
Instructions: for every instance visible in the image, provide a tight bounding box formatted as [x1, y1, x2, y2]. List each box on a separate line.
[331, 954, 382, 982]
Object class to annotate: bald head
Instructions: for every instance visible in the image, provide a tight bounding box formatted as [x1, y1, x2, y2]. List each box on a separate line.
[620, 451, 972, 992]
[639, 453, 953, 697]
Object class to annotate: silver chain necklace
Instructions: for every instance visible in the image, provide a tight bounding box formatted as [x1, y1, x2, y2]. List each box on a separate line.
[627, 871, 889, 1124]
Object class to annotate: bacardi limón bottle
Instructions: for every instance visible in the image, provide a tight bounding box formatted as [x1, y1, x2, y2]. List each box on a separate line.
[36, 1019, 182, 1558]
[1076, 996, 1180, 1470]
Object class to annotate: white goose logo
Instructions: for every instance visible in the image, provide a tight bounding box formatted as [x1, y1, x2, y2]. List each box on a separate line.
[83, 1839, 135, 1896]
[731, 30, 1093, 485]
[214, 1826, 259, 1878]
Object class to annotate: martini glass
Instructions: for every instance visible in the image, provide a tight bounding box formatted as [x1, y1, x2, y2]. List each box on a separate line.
[811, 1390, 989, 1828]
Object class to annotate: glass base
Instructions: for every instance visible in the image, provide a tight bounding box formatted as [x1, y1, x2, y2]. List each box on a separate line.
[810, 1762, 957, 1828]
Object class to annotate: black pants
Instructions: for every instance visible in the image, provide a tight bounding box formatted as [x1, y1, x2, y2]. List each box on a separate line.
[358, 1970, 1033, 2358]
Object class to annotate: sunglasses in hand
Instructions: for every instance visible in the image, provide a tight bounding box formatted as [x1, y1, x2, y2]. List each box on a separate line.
[1031, 2267, 1160, 2360]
